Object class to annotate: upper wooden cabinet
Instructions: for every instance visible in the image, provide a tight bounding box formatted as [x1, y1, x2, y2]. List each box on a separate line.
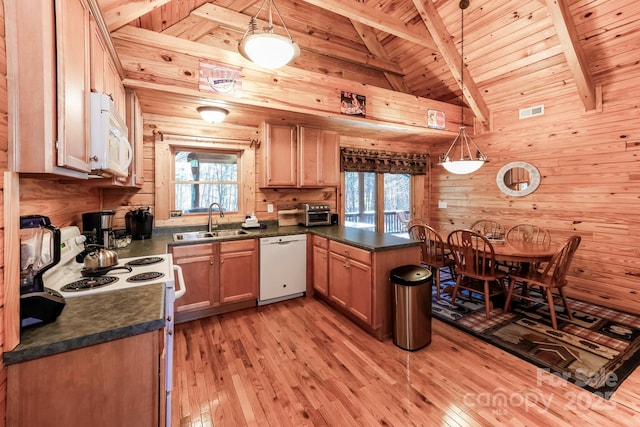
[6, 0, 92, 177]
[125, 89, 145, 187]
[299, 127, 340, 187]
[90, 17, 126, 119]
[259, 123, 340, 188]
[260, 123, 298, 187]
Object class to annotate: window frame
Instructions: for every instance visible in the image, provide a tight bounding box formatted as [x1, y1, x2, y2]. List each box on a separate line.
[342, 171, 422, 233]
[154, 133, 256, 225]
[172, 147, 241, 215]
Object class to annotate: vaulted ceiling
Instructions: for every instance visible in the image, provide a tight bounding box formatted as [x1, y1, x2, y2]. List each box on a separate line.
[95, 0, 638, 140]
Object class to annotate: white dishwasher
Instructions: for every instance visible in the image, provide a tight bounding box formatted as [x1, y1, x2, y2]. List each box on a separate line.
[259, 234, 307, 305]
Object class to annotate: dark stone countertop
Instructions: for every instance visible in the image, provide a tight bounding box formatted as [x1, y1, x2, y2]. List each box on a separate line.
[4, 283, 165, 365]
[115, 223, 419, 258]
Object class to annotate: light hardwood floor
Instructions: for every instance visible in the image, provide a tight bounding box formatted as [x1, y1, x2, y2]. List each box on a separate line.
[172, 297, 640, 426]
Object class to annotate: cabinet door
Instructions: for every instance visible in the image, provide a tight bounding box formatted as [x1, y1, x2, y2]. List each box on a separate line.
[262, 123, 297, 187]
[128, 89, 145, 186]
[89, 18, 106, 94]
[312, 245, 329, 296]
[347, 259, 373, 325]
[219, 240, 258, 304]
[298, 127, 340, 187]
[298, 127, 321, 186]
[170, 244, 217, 315]
[328, 252, 350, 309]
[319, 130, 340, 186]
[55, 0, 91, 172]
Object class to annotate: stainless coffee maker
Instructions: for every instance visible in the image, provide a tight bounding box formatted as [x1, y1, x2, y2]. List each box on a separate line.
[19, 215, 65, 328]
[82, 210, 115, 247]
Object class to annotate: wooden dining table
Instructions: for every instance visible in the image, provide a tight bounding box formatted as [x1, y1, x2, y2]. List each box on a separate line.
[489, 239, 555, 264]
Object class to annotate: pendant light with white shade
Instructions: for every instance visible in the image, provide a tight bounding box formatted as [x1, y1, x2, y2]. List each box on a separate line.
[438, 0, 488, 175]
[238, 0, 300, 69]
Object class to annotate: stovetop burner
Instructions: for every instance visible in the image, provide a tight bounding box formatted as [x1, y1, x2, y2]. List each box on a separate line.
[126, 271, 165, 283]
[61, 276, 119, 292]
[125, 257, 164, 267]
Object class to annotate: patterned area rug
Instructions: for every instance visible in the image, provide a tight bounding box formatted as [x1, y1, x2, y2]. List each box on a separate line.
[432, 278, 640, 399]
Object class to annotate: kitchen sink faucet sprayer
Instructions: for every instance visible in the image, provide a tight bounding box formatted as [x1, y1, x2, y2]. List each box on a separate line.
[208, 202, 224, 232]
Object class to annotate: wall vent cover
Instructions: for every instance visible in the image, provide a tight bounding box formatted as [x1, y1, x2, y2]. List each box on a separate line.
[519, 104, 544, 119]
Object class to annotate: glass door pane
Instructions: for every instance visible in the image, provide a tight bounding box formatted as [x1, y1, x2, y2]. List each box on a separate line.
[383, 173, 410, 233]
[344, 172, 376, 231]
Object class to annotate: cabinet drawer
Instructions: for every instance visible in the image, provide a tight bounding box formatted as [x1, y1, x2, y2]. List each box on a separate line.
[221, 238, 257, 253]
[313, 235, 328, 249]
[170, 243, 215, 257]
[329, 241, 371, 265]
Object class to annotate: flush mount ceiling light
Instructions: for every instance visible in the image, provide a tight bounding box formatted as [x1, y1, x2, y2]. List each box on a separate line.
[438, 0, 488, 175]
[238, 0, 300, 69]
[197, 106, 229, 124]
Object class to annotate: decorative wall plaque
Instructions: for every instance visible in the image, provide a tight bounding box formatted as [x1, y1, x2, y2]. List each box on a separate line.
[199, 60, 242, 96]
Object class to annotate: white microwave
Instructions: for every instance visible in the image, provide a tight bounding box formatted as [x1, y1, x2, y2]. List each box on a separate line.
[89, 93, 132, 178]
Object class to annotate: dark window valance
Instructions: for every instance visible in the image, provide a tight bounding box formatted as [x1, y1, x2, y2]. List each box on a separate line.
[340, 147, 428, 175]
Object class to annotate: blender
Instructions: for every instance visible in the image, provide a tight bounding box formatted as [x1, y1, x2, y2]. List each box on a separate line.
[19, 215, 65, 328]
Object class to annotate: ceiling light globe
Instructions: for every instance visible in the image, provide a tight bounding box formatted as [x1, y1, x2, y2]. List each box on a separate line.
[197, 106, 229, 124]
[238, 33, 300, 69]
[440, 159, 486, 175]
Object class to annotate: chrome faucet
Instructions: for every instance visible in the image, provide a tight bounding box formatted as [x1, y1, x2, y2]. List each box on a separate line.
[208, 202, 224, 232]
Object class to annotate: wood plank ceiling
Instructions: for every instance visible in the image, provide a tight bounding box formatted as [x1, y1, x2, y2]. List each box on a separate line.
[96, 0, 637, 141]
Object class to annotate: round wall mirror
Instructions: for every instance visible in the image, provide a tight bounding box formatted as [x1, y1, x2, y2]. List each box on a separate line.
[496, 161, 541, 197]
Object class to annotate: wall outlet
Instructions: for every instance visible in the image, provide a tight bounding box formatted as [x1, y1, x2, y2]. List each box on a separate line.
[438, 200, 447, 209]
[267, 203, 274, 213]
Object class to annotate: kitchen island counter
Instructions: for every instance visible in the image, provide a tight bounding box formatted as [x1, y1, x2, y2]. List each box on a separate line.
[3, 283, 165, 365]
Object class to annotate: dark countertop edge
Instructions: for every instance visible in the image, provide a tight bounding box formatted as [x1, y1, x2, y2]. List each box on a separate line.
[3, 318, 165, 365]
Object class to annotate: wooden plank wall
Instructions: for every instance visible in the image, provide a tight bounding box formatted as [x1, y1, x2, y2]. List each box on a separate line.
[428, 67, 640, 314]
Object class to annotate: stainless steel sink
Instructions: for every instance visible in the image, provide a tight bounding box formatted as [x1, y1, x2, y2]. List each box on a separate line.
[173, 229, 250, 241]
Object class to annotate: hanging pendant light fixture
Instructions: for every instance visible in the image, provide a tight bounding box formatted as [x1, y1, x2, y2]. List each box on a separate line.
[238, 0, 300, 69]
[438, 0, 488, 175]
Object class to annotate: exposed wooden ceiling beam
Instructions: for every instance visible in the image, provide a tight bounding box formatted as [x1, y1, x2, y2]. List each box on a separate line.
[97, 0, 173, 32]
[112, 26, 469, 137]
[295, 0, 438, 51]
[191, 3, 404, 75]
[351, 20, 410, 94]
[545, 0, 597, 111]
[411, 0, 491, 128]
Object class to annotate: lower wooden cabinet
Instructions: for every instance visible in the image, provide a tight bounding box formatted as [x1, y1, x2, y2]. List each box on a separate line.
[325, 239, 420, 340]
[7, 332, 161, 427]
[219, 239, 259, 304]
[170, 239, 258, 322]
[312, 235, 329, 296]
[171, 243, 217, 317]
[328, 241, 373, 325]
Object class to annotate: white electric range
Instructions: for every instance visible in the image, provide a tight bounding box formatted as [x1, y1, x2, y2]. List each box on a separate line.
[42, 226, 185, 427]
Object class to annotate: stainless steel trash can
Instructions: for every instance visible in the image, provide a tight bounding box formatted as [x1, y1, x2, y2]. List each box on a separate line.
[391, 265, 432, 351]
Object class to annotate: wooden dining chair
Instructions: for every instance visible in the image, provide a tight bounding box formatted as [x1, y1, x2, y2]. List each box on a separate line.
[446, 229, 508, 319]
[503, 224, 551, 274]
[506, 224, 551, 246]
[503, 235, 582, 329]
[409, 224, 455, 300]
[470, 220, 505, 240]
[406, 218, 428, 229]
